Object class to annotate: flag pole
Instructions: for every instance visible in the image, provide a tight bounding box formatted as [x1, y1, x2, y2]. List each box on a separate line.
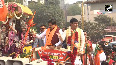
[86, 43, 87, 65]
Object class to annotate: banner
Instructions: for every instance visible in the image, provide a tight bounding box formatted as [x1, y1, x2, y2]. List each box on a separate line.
[37, 49, 68, 62]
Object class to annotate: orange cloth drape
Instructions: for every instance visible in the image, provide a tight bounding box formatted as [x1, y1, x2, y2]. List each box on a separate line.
[45, 26, 57, 46]
[83, 54, 85, 65]
[0, 0, 8, 21]
[94, 50, 103, 65]
[41, 26, 58, 50]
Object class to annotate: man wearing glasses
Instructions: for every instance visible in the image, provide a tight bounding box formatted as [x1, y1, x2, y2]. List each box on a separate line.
[35, 19, 62, 49]
[38, 25, 47, 47]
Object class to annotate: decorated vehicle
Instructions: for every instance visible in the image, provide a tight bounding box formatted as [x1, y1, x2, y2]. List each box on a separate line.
[0, 2, 36, 59]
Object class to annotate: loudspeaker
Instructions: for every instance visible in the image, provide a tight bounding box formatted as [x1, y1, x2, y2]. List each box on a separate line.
[0, 60, 5, 65]
[7, 58, 29, 65]
[25, 60, 47, 65]
[7, 60, 14, 65]
[13, 61, 23, 65]
[0, 57, 12, 65]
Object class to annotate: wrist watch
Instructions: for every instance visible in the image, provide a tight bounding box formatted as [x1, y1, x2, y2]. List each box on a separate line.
[54, 45, 56, 47]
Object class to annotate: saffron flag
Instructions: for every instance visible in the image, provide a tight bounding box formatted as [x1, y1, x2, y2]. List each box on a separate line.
[0, 0, 8, 21]
[24, 11, 36, 44]
[94, 50, 103, 65]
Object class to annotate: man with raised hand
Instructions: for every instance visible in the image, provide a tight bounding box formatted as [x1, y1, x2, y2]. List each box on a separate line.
[35, 19, 62, 49]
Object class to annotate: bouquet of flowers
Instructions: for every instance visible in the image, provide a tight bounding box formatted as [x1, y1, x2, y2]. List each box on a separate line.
[67, 36, 71, 46]
[8, 3, 18, 13]
[8, 2, 22, 19]
[67, 47, 77, 65]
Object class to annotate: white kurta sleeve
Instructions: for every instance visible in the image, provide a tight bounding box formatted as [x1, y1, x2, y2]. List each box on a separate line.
[62, 30, 66, 41]
[99, 52, 106, 62]
[36, 29, 47, 39]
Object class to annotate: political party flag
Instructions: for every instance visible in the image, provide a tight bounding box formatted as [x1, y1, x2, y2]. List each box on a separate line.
[0, 0, 8, 21]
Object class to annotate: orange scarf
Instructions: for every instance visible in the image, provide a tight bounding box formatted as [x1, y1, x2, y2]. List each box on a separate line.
[42, 26, 57, 50]
[94, 50, 103, 65]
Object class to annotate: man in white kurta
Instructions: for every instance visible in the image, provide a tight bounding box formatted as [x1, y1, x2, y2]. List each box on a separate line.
[62, 18, 85, 65]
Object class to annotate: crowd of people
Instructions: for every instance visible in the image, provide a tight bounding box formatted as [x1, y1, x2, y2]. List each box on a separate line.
[0, 17, 116, 65]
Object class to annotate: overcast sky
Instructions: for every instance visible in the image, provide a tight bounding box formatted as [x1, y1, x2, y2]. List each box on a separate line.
[65, 0, 86, 4]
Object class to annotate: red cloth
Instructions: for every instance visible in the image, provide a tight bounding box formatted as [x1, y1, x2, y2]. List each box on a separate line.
[67, 36, 71, 45]
[75, 32, 78, 42]
[88, 40, 92, 46]
[112, 52, 114, 58]
[109, 59, 115, 65]
[0, 0, 8, 21]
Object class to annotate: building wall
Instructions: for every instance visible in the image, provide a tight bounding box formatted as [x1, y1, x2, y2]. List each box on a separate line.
[23, 0, 29, 6]
[84, 1, 116, 22]
[90, 2, 116, 11]
[59, 0, 65, 9]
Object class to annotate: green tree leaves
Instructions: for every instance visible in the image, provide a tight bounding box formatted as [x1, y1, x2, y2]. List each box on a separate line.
[66, 3, 81, 16]
[80, 14, 116, 42]
[28, 0, 65, 32]
[4, 0, 23, 4]
[84, 22, 106, 42]
[94, 14, 115, 26]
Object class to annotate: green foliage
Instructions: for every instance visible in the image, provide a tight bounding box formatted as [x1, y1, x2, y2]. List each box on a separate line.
[78, 21, 106, 42]
[28, 0, 65, 32]
[45, 0, 60, 5]
[4, 0, 23, 4]
[85, 22, 106, 42]
[0, 22, 3, 26]
[85, 44, 87, 54]
[94, 14, 115, 25]
[94, 44, 100, 55]
[66, 3, 81, 16]
[78, 15, 116, 42]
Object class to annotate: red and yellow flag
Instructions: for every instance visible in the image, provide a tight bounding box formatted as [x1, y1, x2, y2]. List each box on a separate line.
[0, 0, 8, 21]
